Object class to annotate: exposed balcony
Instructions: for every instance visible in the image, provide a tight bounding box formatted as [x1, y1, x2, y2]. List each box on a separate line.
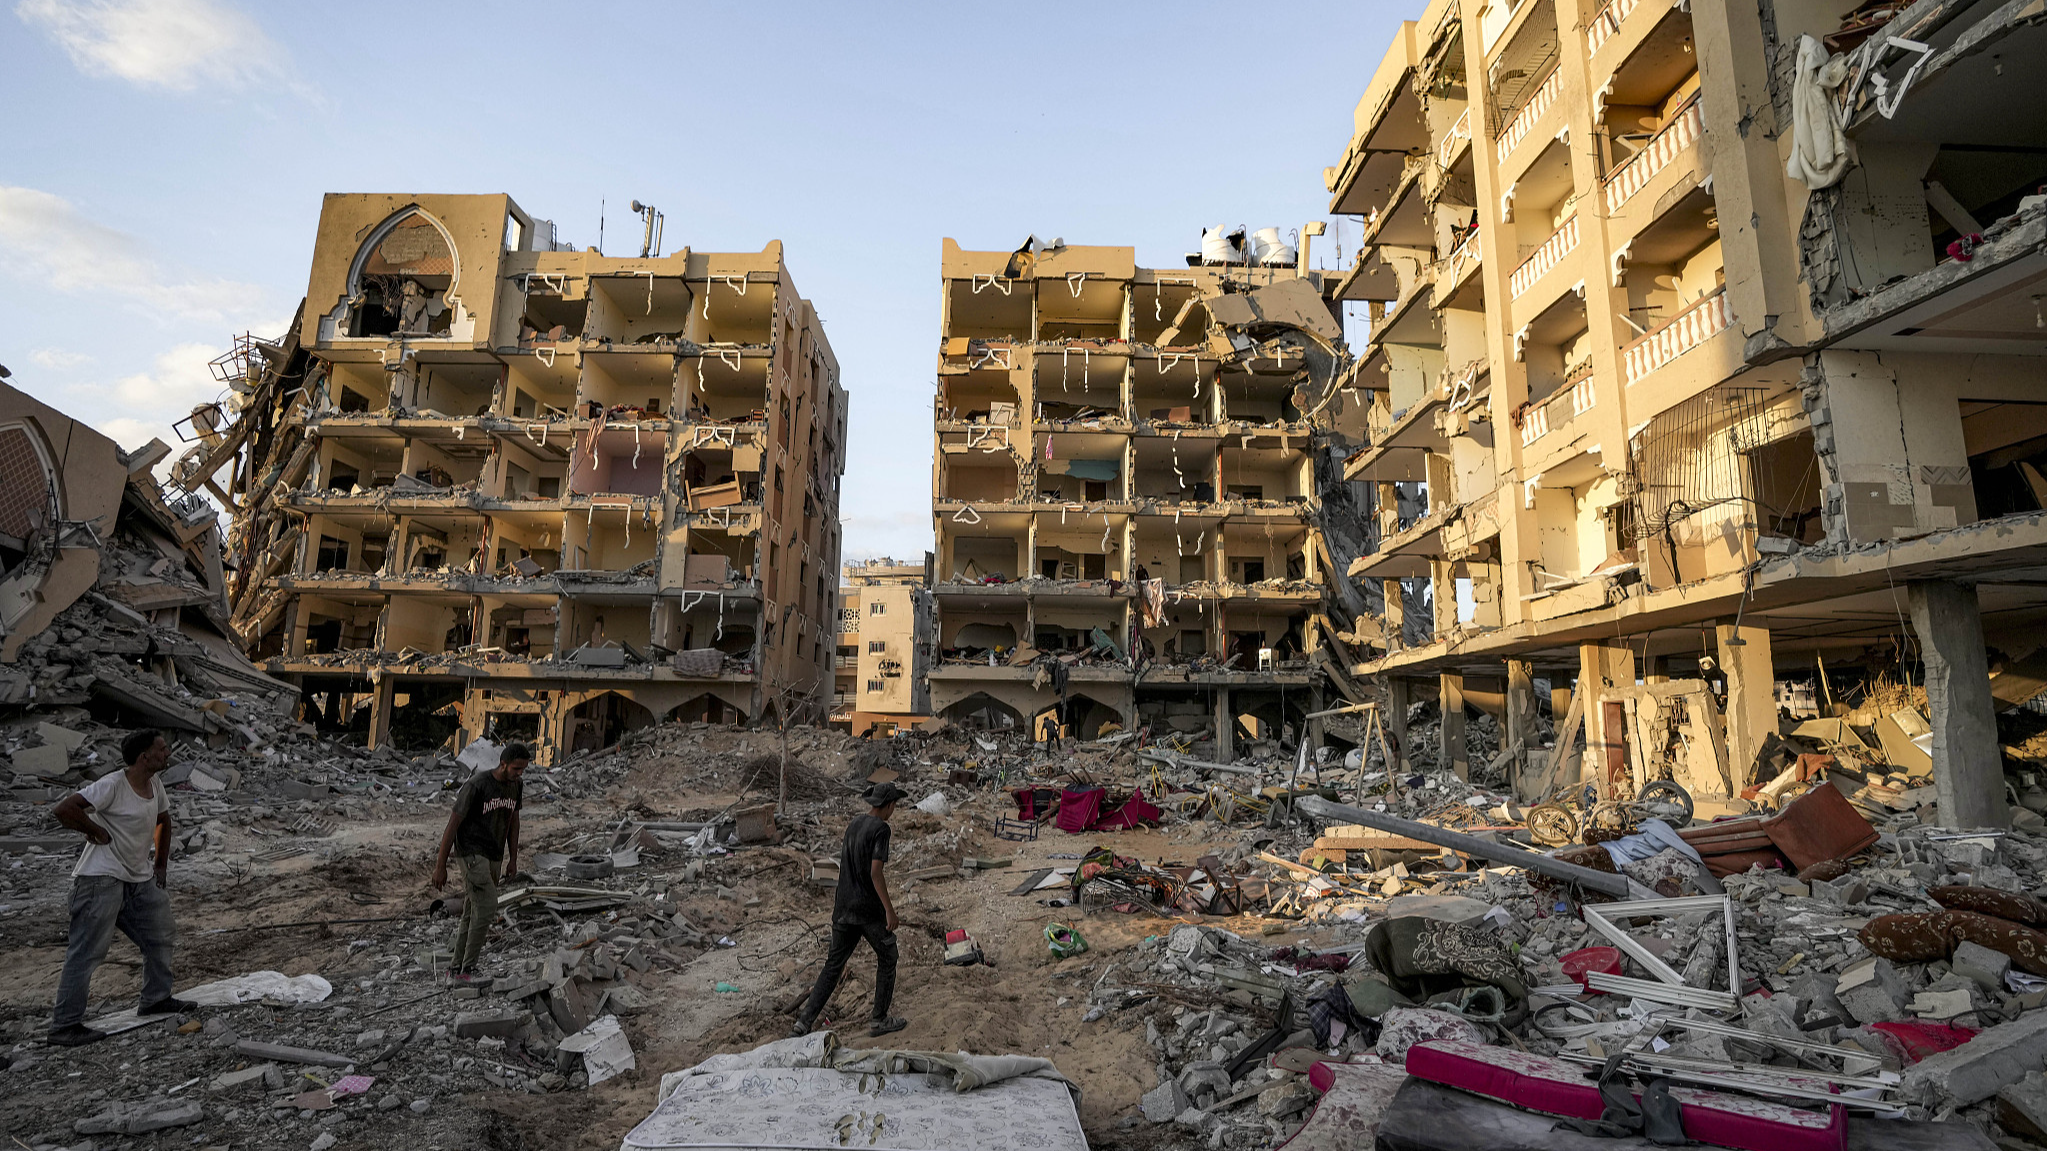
[1495, 66, 1563, 164]
[1509, 214, 1580, 300]
[1604, 93, 1704, 215]
[1623, 287, 1735, 386]
[1518, 374, 1596, 447]
[1585, 0, 1642, 55]
[1437, 108, 1473, 170]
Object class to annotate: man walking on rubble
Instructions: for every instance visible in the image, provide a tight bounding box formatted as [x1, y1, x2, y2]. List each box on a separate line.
[432, 742, 527, 984]
[791, 781, 908, 1038]
[47, 729, 196, 1046]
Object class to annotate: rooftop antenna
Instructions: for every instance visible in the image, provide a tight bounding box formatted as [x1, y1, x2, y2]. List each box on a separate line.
[598, 198, 605, 256]
[630, 200, 664, 258]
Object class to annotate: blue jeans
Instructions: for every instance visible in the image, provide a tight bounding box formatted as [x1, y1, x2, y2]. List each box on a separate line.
[52, 875, 175, 1027]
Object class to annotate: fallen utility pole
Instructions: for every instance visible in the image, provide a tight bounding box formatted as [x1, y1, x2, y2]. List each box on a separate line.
[1138, 750, 1262, 776]
[1294, 795, 1651, 899]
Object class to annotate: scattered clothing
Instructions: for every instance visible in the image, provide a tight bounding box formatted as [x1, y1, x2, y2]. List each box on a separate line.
[1366, 916, 1528, 1009]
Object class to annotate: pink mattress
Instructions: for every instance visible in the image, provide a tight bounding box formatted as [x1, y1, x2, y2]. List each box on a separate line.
[1404, 1041, 1845, 1151]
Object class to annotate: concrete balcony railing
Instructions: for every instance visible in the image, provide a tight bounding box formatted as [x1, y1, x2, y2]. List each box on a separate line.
[1517, 374, 1597, 447]
[1437, 108, 1472, 170]
[1604, 94, 1704, 214]
[1586, 0, 1643, 54]
[1509, 214, 1579, 299]
[1495, 66, 1563, 164]
[1623, 287, 1736, 385]
[835, 655, 856, 669]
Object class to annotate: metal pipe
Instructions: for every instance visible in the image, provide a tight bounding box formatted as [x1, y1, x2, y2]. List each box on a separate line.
[1294, 795, 1645, 899]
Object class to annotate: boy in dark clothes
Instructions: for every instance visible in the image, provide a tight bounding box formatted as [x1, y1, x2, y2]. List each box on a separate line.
[792, 782, 907, 1038]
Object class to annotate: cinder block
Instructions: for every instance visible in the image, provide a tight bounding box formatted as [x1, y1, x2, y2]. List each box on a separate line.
[1952, 941, 2012, 992]
[1835, 957, 1909, 1025]
[451, 1010, 524, 1039]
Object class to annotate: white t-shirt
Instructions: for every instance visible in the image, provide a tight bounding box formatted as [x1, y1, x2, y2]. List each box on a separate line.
[71, 771, 169, 883]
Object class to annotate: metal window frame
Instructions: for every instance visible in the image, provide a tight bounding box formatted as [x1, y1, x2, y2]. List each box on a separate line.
[1580, 894, 1740, 1011]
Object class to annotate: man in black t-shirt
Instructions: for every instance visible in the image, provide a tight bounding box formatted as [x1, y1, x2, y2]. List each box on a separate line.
[792, 782, 907, 1038]
[432, 743, 527, 983]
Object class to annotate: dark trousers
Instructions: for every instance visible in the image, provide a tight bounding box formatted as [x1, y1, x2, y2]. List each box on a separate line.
[797, 919, 897, 1026]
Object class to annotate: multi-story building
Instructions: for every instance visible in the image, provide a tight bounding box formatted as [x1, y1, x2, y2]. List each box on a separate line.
[831, 556, 933, 736]
[186, 193, 846, 763]
[1330, 0, 2046, 826]
[929, 238, 1357, 755]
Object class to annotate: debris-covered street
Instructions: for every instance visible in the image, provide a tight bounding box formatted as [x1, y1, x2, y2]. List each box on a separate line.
[9, 0, 2047, 1147]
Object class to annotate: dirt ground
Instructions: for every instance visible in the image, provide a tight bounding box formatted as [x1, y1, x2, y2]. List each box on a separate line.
[0, 724, 1300, 1150]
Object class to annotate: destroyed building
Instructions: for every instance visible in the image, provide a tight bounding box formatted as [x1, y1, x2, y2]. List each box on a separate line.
[929, 236, 1373, 753]
[180, 194, 847, 763]
[1328, 0, 2047, 819]
[831, 555, 933, 736]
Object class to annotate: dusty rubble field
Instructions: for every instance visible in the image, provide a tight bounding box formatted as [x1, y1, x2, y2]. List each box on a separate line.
[0, 722, 1315, 1151]
[12, 709, 2047, 1151]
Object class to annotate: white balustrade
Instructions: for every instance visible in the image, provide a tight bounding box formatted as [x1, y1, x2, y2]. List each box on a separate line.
[1623, 289, 1736, 385]
[1508, 214, 1579, 299]
[1604, 95, 1704, 214]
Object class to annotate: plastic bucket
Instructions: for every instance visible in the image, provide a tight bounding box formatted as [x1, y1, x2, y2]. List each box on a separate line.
[1561, 945, 1622, 992]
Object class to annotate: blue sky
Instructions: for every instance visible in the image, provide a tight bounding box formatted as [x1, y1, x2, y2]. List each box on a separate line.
[0, 0, 1417, 562]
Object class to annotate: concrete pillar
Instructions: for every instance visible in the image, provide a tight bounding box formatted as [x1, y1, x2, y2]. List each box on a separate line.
[1440, 672, 1468, 781]
[1386, 677, 1412, 772]
[1551, 683, 1573, 721]
[367, 674, 396, 751]
[1908, 581, 2009, 830]
[1306, 684, 1326, 754]
[1579, 643, 1636, 791]
[1505, 660, 1536, 790]
[1644, 654, 1670, 684]
[1214, 686, 1235, 763]
[1714, 623, 1777, 790]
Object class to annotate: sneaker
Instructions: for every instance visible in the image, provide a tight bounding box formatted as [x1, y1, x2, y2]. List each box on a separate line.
[868, 1016, 908, 1038]
[47, 1024, 107, 1047]
[139, 997, 198, 1016]
[447, 969, 494, 988]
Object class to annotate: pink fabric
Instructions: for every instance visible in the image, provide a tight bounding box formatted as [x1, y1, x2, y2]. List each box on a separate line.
[1054, 789, 1102, 833]
[1405, 1041, 1844, 1151]
[1094, 792, 1162, 830]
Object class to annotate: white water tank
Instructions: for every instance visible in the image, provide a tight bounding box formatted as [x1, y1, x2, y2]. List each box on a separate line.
[1201, 225, 1247, 264]
[1249, 227, 1297, 266]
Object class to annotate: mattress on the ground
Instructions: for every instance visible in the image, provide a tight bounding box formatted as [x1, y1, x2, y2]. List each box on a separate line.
[622, 1063, 1088, 1151]
[1404, 1040, 1845, 1151]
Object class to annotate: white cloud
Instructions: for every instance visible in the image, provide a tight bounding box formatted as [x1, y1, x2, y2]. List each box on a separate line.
[28, 347, 91, 370]
[16, 0, 285, 91]
[0, 185, 273, 326]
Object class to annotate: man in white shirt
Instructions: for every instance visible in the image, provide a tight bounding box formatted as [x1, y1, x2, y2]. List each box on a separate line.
[46, 729, 194, 1046]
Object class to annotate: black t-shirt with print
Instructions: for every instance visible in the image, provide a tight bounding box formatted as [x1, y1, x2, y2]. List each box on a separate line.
[453, 769, 523, 860]
[833, 814, 892, 925]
